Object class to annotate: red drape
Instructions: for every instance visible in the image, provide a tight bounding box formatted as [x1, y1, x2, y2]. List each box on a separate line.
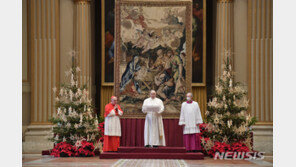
[120, 118, 184, 147]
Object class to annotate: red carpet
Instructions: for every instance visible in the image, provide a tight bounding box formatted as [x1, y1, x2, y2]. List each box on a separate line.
[100, 147, 204, 159]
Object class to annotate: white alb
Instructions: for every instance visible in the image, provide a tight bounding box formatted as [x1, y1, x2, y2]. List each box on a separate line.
[179, 101, 203, 134]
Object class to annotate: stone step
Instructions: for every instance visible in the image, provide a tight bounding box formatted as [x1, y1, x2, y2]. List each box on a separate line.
[117, 146, 187, 153]
[100, 152, 204, 160]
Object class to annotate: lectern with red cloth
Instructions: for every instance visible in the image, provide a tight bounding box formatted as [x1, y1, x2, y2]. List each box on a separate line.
[120, 118, 184, 147]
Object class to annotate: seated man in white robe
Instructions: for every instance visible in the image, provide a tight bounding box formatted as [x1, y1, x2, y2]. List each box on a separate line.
[142, 90, 166, 147]
[179, 92, 203, 152]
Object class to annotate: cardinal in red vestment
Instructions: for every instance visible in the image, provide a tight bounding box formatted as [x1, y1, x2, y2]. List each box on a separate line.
[103, 96, 123, 152]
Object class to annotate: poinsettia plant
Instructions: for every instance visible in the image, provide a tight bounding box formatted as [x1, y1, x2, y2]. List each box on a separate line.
[207, 142, 231, 157]
[50, 142, 76, 157]
[198, 123, 210, 155]
[199, 123, 252, 158]
[50, 140, 97, 157]
[230, 142, 250, 158]
[75, 140, 95, 157]
[98, 121, 105, 142]
[97, 115, 105, 142]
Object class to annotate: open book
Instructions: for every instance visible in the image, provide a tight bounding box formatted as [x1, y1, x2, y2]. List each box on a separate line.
[144, 105, 160, 112]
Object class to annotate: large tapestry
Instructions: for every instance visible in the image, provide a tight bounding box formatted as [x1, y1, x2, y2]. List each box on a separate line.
[114, 0, 192, 118]
[101, 0, 206, 85]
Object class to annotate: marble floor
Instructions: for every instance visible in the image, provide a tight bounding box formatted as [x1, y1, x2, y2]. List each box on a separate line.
[22, 154, 273, 167]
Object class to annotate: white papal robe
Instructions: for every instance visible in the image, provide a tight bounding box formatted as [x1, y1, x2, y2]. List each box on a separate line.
[142, 97, 166, 146]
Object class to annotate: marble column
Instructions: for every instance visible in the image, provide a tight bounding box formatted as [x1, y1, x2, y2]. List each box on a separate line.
[73, 0, 93, 95]
[215, 0, 234, 82]
[247, 0, 273, 124]
[23, 0, 60, 153]
[247, 0, 273, 154]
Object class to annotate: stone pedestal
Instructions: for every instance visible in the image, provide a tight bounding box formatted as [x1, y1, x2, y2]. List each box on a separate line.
[252, 125, 273, 154]
[23, 125, 53, 154]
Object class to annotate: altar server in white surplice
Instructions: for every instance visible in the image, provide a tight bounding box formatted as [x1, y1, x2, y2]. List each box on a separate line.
[142, 90, 166, 147]
[179, 92, 203, 152]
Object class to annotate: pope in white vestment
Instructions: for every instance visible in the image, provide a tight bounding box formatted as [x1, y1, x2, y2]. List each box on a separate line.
[142, 90, 166, 147]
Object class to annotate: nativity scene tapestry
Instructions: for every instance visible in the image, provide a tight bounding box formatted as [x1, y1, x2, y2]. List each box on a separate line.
[114, 0, 192, 118]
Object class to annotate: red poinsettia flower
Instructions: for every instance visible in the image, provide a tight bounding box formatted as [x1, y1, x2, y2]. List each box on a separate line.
[98, 122, 105, 132]
[230, 142, 250, 158]
[98, 122, 105, 143]
[50, 142, 76, 157]
[75, 140, 95, 157]
[208, 142, 231, 157]
[199, 123, 208, 134]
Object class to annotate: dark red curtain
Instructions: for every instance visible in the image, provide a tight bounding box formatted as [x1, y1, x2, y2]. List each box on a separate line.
[120, 118, 184, 147]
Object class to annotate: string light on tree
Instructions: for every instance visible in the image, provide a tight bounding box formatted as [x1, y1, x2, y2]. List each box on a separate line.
[48, 51, 100, 147]
[202, 51, 256, 151]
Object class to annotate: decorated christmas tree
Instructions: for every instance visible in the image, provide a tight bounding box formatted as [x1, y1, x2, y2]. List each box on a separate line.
[49, 52, 100, 147]
[201, 51, 256, 154]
